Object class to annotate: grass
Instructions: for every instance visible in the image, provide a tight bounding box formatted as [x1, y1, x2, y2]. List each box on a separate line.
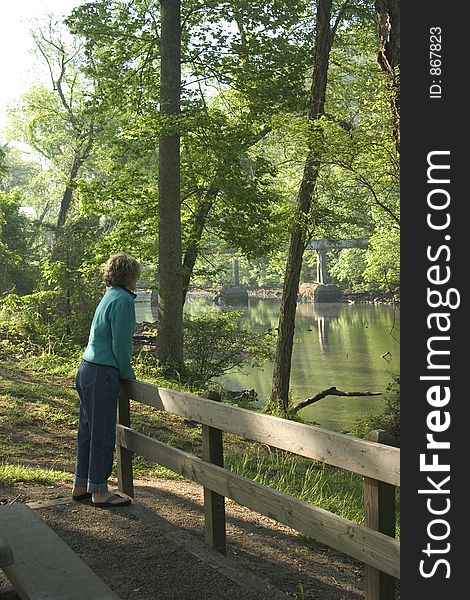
[226, 446, 367, 523]
[0, 358, 79, 466]
[0, 354, 400, 535]
[0, 462, 71, 485]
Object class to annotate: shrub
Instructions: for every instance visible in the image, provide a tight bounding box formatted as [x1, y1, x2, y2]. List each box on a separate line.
[350, 372, 400, 444]
[183, 309, 275, 387]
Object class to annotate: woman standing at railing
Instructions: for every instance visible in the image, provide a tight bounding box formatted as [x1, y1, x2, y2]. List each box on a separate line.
[71, 252, 141, 508]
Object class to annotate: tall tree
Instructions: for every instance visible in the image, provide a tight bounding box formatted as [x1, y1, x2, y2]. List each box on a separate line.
[64, 0, 396, 322]
[66, 0, 302, 297]
[270, 0, 335, 412]
[374, 0, 400, 153]
[156, 0, 184, 365]
[32, 21, 95, 254]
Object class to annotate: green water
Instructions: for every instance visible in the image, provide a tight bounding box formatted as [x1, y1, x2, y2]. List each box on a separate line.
[135, 294, 400, 433]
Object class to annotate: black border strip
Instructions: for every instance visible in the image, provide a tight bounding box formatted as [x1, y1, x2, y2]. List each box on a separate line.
[401, 2, 467, 596]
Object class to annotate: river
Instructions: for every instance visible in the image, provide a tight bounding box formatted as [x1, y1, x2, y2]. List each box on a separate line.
[135, 293, 400, 433]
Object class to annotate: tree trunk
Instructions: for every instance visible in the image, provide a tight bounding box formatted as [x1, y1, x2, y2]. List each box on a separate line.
[181, 189, 218, 302]
[51, 126, 94, 259]
[181, 126, 271, 303]
[270, 0, 333, 413]
[375, 0, 400, 153]
[52, 154, 82, 254]
[156, 0, 184, 365]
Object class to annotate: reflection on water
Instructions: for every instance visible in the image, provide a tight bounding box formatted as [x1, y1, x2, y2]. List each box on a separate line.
[135, 293, 400, 433]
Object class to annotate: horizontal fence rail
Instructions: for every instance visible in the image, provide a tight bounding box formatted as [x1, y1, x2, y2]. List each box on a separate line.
[121, 380, 400, 487]
[116, 379, 400, 596]
[117, 425, 399, 578]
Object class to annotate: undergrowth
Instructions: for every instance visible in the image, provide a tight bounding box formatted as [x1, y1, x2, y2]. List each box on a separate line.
[0, 354, 400, 536]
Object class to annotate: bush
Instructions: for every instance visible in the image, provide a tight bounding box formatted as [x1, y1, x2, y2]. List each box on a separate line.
[183, 309, 275, 387]
[0, 289, 62, 351]
[350, 372, 400, 444]
[0, 245, 105, 352]
[0, 190, 38, 295]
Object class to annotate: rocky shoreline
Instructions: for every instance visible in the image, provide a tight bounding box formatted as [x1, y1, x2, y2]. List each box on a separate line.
[136, 287, 399, 306]
[187, 287, 399, 306]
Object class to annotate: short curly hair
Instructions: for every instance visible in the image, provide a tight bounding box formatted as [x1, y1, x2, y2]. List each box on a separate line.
[103, 252, 141, 288]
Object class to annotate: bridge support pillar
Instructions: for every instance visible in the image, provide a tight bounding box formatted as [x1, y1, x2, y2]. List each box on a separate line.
[316, 249, 328, 284]
[232, 258, 240, 286]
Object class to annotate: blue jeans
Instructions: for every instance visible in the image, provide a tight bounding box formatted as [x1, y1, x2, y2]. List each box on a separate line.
[74, 360, 120, 493]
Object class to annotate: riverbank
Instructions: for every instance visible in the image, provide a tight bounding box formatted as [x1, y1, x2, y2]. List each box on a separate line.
[249, 288, 398, 305]
[0, 357, 370, 524]
[0, 356, 399, 598]
[186, 287, 399, 305]
[136, 286, 399, 306]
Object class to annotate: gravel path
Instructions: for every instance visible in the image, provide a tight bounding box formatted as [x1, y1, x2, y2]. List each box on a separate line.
[0, 477, 367, 600]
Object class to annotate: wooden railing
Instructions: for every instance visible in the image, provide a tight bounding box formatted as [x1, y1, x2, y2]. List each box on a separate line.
[116, 379, 400, 600]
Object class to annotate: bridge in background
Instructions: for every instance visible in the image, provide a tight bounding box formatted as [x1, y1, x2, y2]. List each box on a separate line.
[145, 238, 370, 308]
[305, 238, 369, 284]
[222, 238, 369, 304]
[229, 238, 370, 286]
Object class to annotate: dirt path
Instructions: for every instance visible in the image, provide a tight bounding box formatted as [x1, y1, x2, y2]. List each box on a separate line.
[1, 477, 366, 600]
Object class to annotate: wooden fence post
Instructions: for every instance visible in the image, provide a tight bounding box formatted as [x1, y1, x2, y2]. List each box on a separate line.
[201, 392, 226, 555]
[364, 429, 397, 600]
[116, 384, 134, 498]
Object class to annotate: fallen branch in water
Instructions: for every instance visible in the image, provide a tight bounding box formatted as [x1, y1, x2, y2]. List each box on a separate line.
[291, 387, 382, 412]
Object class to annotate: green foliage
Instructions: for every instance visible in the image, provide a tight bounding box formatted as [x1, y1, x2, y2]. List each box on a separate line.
[44, 219, 104, 343]
[0, 235, 102, 353]
[328, 248, 368, 290]
[0, 146, 42, 193]
[0, 288, 63, 352]
[72, 136, 160, 263]
[64, 0, 306, 276]
[363, 226, 400, 292]
[350, 372, 400, 444]
[0, 190, 38, 294]
[183, 309, 275, 386]
[0, 146, 7, 185]
[133, 311, 275, 391]
[236, 252, 287, 289]
[133, 352, 190, 390]
[328, 230, 400, 294]
[7, 86, 74, 163]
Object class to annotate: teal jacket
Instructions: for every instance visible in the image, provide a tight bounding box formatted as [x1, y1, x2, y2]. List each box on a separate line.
[83, 286, 137, 379]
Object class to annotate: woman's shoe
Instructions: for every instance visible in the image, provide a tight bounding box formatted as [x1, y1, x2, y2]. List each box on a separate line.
[92, 493, 131, 508]
[72, 492, 92, 501]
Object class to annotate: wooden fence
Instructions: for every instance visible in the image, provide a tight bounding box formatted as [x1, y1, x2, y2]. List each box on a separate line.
[116, 379, 400, 600]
